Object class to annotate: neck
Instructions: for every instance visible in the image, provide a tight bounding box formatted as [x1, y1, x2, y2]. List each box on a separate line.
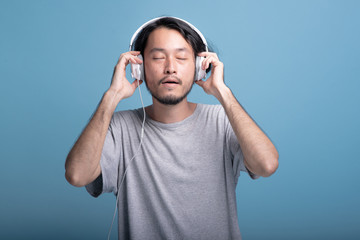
[146, 98, 196, 124]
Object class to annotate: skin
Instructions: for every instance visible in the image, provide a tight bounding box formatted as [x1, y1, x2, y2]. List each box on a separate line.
[143, 27, 195, 106]
[65, 27, 279, 187]
[143, 27, 198, 123]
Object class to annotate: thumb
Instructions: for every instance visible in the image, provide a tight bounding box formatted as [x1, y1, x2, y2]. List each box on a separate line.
[195, 80, 205, 88]
[131, 79, 143, 89]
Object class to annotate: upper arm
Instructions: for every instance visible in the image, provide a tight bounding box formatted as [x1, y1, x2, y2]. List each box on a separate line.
[88, 163, 102, 185]
[243, 156, 261, 179]
[85, 166, 103, 198]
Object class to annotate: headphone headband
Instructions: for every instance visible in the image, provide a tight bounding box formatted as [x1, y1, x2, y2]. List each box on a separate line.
[129, 16, 208, 52]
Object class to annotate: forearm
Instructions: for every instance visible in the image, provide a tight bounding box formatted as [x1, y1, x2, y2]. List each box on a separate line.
[216, 86, 279, 177]
[195, 52, 278, 177]
[65, 89, 122, 187]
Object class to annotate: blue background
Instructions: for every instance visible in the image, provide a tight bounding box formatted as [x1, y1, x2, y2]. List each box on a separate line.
[1, 0, 359, 239]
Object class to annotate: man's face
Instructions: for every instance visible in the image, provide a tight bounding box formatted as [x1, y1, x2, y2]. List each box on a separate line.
[143, 27, 196, 105]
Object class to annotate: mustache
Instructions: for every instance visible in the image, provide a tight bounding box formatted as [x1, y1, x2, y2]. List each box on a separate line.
[159, 76, 182, 85]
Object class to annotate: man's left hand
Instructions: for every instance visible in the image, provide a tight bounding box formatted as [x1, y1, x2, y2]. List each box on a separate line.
[195, 52, 228, 100]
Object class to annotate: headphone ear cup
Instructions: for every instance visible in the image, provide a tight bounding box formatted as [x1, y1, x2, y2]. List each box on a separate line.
[131, 54, 144, 80]
[195, 56, 206, 81]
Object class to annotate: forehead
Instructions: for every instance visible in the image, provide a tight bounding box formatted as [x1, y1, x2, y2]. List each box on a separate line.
[144, 27, 194, 54]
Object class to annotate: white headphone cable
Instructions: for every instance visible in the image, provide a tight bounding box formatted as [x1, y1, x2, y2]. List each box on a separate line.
[107, 79, 146, 240]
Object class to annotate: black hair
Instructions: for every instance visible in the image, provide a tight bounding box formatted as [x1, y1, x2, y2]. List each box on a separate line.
[133, 17, 212, 73]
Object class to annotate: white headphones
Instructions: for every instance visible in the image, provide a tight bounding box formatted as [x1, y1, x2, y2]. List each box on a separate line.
[129, 16, 208, 81]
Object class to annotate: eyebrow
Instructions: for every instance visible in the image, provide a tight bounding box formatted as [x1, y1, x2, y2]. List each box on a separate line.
[149, 48, 191, 54]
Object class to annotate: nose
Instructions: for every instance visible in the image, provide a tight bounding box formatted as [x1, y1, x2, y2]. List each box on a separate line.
[164, 57, 176, 75]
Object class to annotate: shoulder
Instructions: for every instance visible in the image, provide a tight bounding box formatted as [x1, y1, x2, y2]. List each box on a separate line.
[111, 108, 143, 129]
[197, 103, 226, 117]
[194, 104, 230, 136]
[196, 104, 229, 126]
[113, 108, 142, 119]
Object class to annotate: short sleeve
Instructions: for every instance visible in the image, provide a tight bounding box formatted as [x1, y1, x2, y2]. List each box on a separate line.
[224, 111, 260, 182]
[85, 173, 103, 198]
[85, 116, 122, 197]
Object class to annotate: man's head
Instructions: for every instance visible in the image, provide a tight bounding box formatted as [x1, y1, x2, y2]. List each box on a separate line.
[133, 17, 210, 105]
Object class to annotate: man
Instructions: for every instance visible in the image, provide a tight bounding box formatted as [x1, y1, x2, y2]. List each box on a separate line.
[65, 17, 278, 240]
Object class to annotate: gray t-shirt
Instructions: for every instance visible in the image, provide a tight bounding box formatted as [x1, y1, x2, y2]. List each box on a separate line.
[86, 103, 258, 240]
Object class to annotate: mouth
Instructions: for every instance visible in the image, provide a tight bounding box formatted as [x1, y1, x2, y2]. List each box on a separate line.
[160, 77, 182, 88]
[161, 78, 179, 85]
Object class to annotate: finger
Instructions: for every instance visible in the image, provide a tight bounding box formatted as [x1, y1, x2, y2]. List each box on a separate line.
[203, 56, 223, 70]
[118, 53, 140, 67]
[119, 51, 140, 61]
[195, 79, 205, 87]
[198, 52, 219, 60]
[128, 56, 143, 64]
[131, 79, 143, 89]
[197, 52, 207, 57]
[127, 51, 144, 64]
[129, 51, 141, 55]
[128, 51, 143, 64]
[133, 55, 143, 64]
[202, 56, 216, 70]
[202, 56, 210, 70]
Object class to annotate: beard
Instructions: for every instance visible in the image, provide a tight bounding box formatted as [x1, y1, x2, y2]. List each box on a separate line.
[152, 86, 193, 105]
[145, 77, 194, 105]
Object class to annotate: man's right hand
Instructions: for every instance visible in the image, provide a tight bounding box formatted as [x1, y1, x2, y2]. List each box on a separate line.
[65, 51, 144, 187]
[108, 51, 144, 100]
